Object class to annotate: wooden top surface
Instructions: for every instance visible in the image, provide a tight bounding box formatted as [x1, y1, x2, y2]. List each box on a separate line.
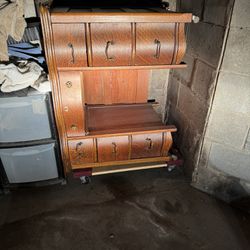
[50, 10, 192, 23]
[86, 104, 176, 135]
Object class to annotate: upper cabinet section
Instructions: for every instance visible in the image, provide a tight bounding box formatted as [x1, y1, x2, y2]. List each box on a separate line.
[42, 6, 192, 69]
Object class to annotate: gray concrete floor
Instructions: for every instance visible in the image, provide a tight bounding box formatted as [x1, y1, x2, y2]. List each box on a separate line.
[0, 168, 250, 250]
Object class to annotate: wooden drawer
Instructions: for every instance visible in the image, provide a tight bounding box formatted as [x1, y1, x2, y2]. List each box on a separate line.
[97, 136, 129, 162]
[90, 23, 132, 66]
[135, 23, 176, 65]
[58, 71, 85, 137]
[68, 139, 95, 165]
[131, 133, 163, 159]
[52, 23, 87, 67]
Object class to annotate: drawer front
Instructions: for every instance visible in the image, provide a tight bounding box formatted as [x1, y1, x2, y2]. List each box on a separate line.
[59, 71, 85, 137]
[135, 23, 175, 65]
[90, 23, 132, 66]
[97, 136, 129, 162]
[68, 139, 95, 165]
[52, 23, 87, 67]
[131, 133, 163, 159]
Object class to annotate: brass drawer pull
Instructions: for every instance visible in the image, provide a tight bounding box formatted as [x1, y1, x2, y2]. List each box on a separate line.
[65, 81, 72, 88]
[76, 142, 83, 151]
[112, 142, 117, 154]
[75, 142, 86, 159]
[154, 39, 161, 59]
[68, 42, 75, 64]
[71, 124, 77, 130]
[145, 138, 153, 150]
[105, 40, 115, 60]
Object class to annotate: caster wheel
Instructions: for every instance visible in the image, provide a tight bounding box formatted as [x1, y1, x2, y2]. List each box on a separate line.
[80, 176, 91, 184]
[2, 188, 11, 195]
[167, 165, 176, 172]
[61, 179, 67, 185]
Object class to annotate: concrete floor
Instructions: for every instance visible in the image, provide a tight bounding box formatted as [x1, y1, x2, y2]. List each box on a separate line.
[0, 168, 250, 250]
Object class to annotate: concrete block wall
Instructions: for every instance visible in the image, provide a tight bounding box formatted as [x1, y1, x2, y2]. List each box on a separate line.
[165, 0, 233, 175]
[192, 0, 250, 202]
[149, 69, 170, 120]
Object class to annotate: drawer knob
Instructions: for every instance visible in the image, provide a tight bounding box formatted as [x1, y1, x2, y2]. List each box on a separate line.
[65, 81, 72, 88]
[71, 124, 77, 130]
[68, 43, 75, 64]
[154, 39, 161, 59]
[64, 106, 69, 112]
[105, 40, 115, 60]
[145, 138, 153, 150]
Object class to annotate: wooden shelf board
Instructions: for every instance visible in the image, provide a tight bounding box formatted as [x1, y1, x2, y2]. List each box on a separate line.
[57, 64, 187, 71]
[85, 103, 176, 136]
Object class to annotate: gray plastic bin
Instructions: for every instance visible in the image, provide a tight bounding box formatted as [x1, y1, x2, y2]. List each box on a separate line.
[0, 95, 52, 143]
[0, 143, 58, 183]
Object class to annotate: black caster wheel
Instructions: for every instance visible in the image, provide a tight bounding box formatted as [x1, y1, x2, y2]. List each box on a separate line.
[61, 179, 67, 185]
[80, 176, 91, 184]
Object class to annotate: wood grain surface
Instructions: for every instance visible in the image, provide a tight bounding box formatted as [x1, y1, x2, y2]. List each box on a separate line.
[51, 12, 192, 23]
[90, 23, 132, 66]
[58, 71, 85, 136]
[131, 133, 163, 158]
[52, 23, 87, 67]
[135, 23, 176, 65]
[83, 70, 149, 104]
[86, 104, 164, 134]
[97, 136, 129, 162]
[68, 139, 96, 165]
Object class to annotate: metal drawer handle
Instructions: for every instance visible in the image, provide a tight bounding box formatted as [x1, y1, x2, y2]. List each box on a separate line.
[68, 43, 75, 64]
[112, 142, 117, 154]
[75, 142, 86, 159]
[105, 41, 115, 60]
[146, 138, 153, 150]
[71, 124, 77, 131]
[154, 39, 161, 59]
[65, 81, 72, 88]
[76, 142, 83, 151]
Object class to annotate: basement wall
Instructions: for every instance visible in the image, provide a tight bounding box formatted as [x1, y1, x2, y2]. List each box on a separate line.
[165, 0, 234, 176]
[192, 0, 250, 202]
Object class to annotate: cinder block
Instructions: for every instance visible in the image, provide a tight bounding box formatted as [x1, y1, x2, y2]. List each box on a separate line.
[222, 27, 250, 75]
[192, 165, 250, 202]
[187, 22, 225, 67]
[177, 84, 209, 134]
[181, 124, 202, 157]
[212, 72, 250, 115]
[206, 109, 249, 149]
[244, 128, 250, 151]
[166, 104, 189, 147]
[191, 60, 216, 103]
[150, 69, 169, 90]
[208, 143, 250, 182]
[203, 0, 233, 26]
[167, 75, 180, 107]
[231, 0, 250, 28]
[198, 139, 212, 169]
[180, 0, 205, 18]
[172, 53, 195, 86]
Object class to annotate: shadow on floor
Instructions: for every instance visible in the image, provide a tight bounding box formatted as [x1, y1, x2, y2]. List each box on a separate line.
[0, 167, 249, 250]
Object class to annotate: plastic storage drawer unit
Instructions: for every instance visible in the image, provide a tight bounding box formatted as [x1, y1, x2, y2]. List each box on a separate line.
[0, 94, 52, 143]
[0, 143, 58, 183]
